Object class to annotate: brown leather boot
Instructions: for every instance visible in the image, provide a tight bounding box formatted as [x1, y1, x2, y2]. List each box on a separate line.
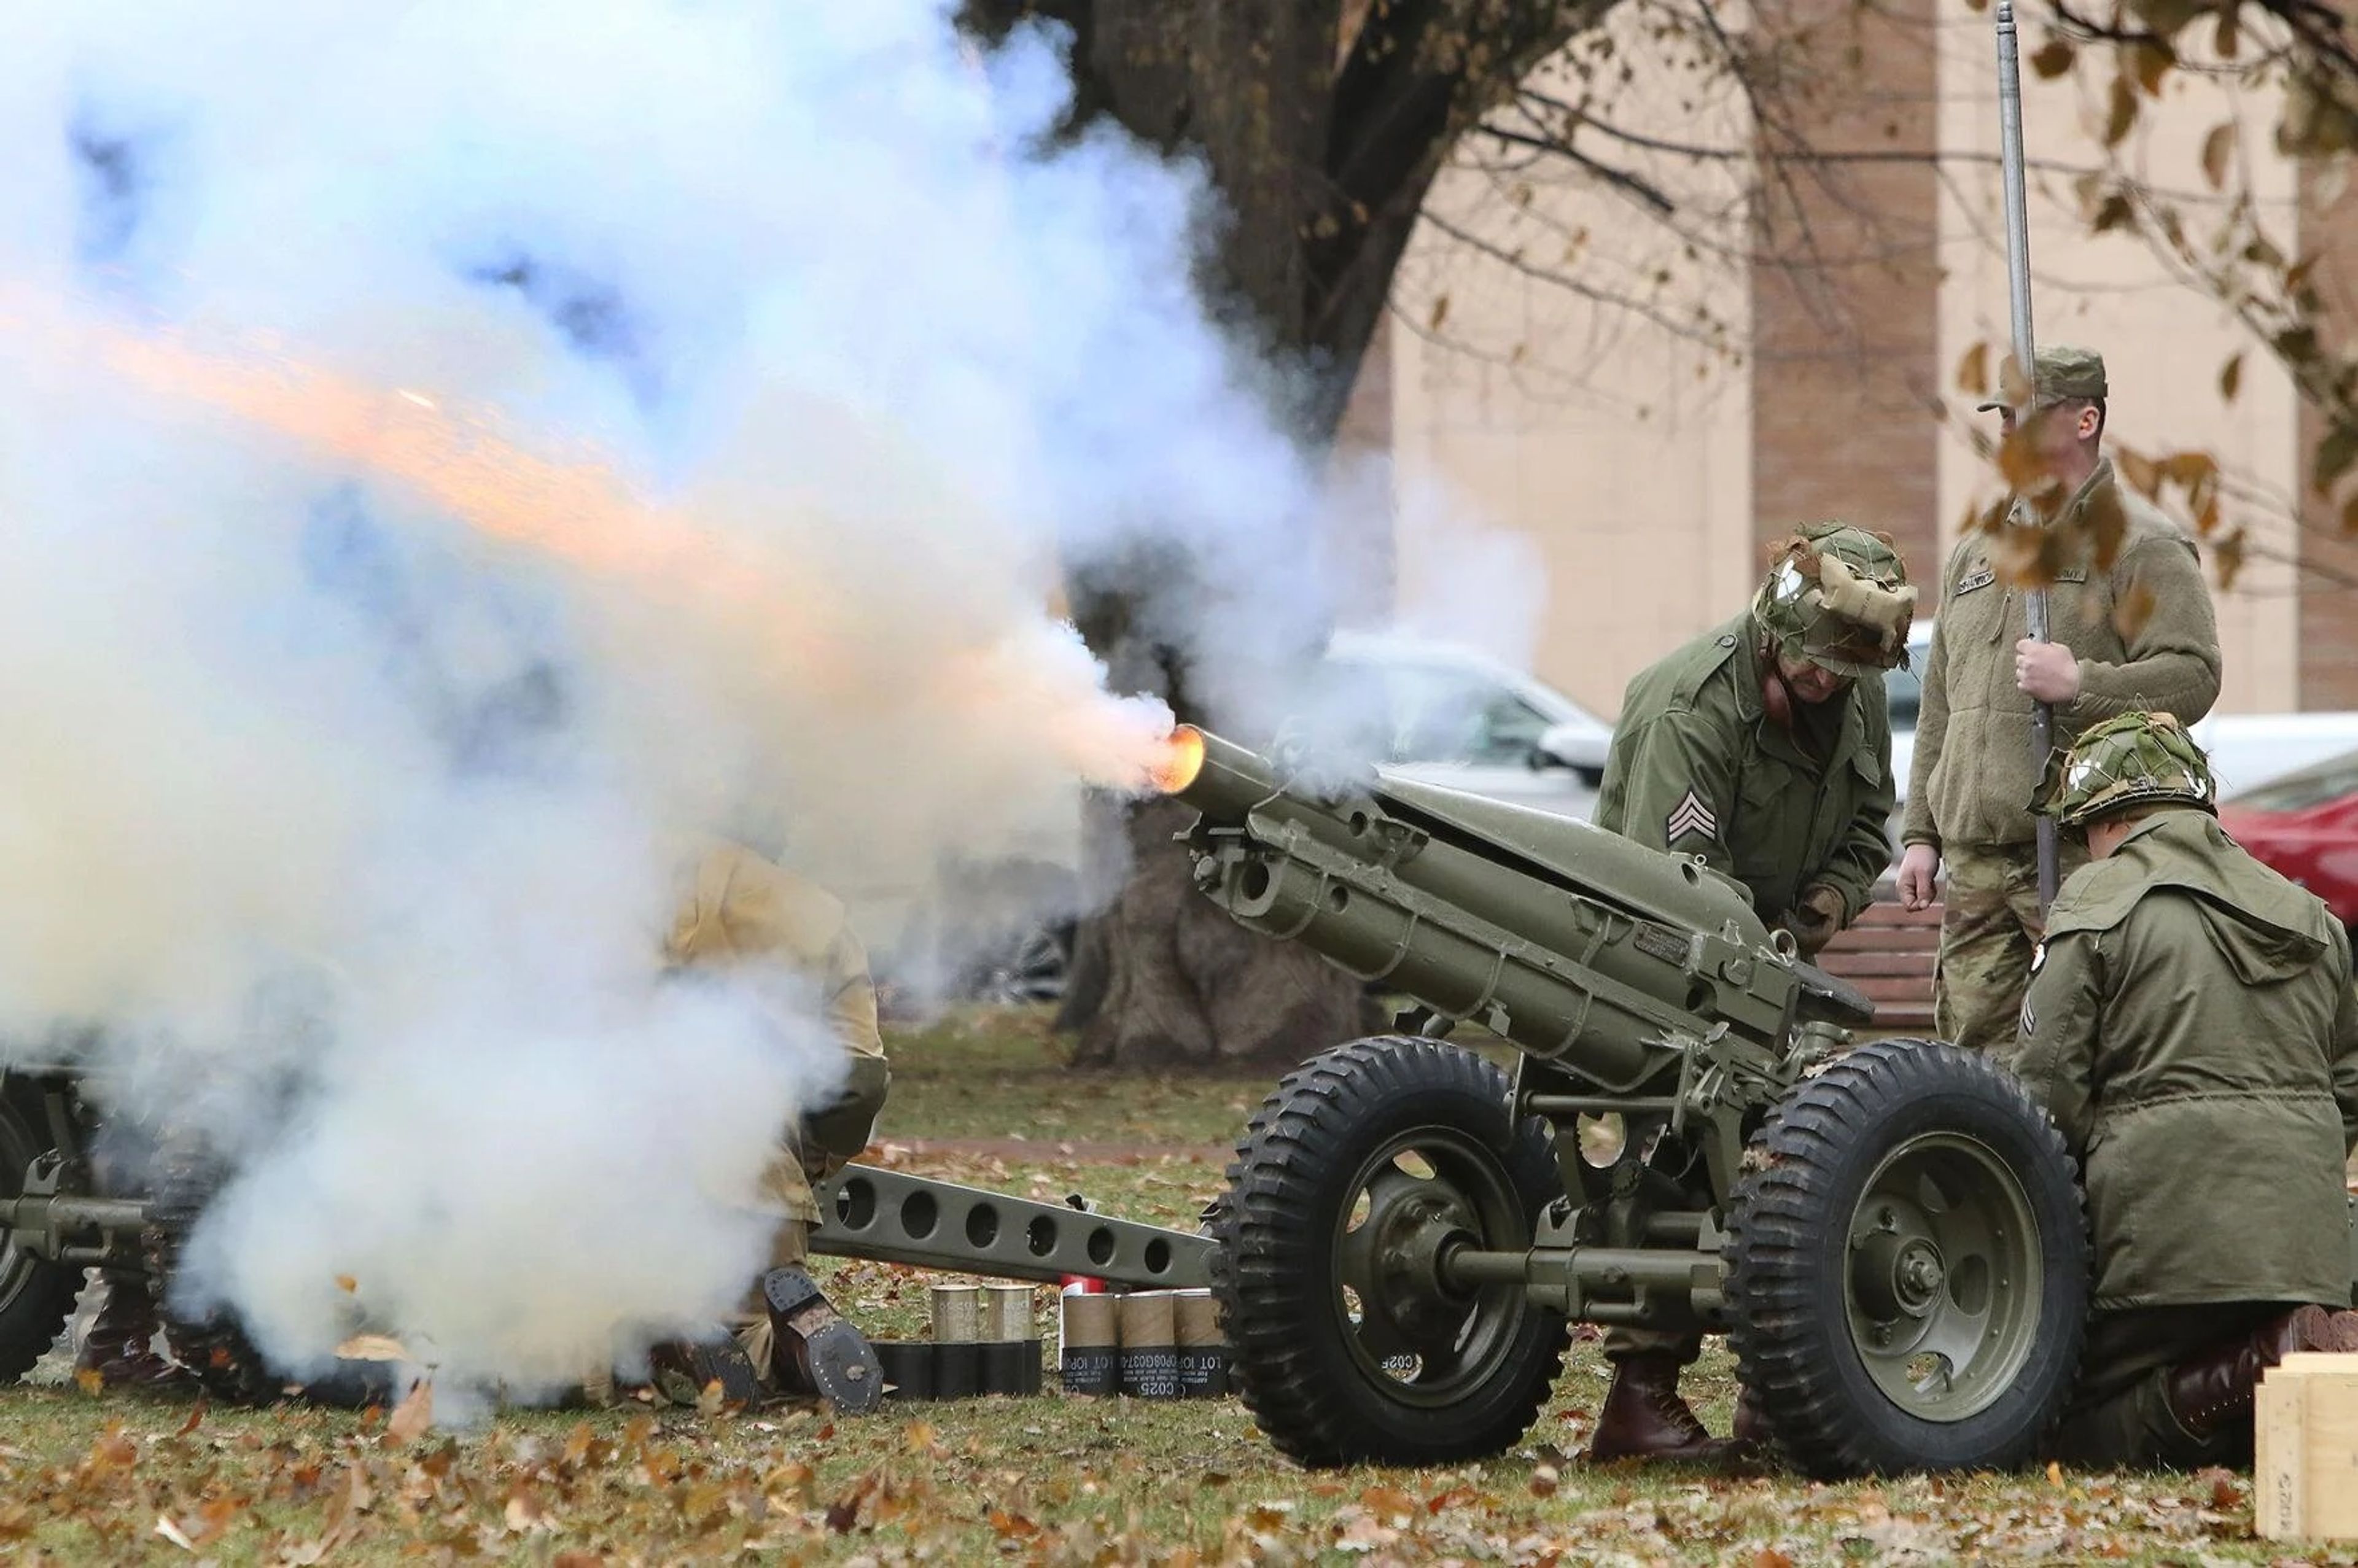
[2165, 1304, 2358, 1443]
[74, 1278, 193, 1394]
[1587, 1354, 1729, 1462]
[1726, 1384, 1773, 1459]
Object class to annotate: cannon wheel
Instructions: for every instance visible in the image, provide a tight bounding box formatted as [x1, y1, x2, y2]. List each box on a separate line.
[142, 1178, 288, 1407]
[0, 1082, 84, 1383]
[1212, 1037, 1566, 1467]
[1724, 1039, 2088, 1478]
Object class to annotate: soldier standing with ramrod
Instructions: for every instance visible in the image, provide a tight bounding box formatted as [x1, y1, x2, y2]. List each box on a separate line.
[1896, 347, 2222, 1052]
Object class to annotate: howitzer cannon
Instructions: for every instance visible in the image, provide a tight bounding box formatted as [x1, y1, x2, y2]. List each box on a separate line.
[1161, 725, 2089, 1477]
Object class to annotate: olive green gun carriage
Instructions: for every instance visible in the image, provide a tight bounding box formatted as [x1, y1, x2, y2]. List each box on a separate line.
[1161, 724, 2090, 1478]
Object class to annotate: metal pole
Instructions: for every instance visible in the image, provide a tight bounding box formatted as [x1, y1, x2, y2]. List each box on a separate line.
[1996, 0, 2060, 909]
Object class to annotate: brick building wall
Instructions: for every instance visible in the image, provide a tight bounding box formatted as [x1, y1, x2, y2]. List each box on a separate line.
[1748, 0, 1944, 584]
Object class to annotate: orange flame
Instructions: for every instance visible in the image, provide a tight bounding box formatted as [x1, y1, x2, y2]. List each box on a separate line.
[2, 287, 1188, 793]
[1148, 726, 1206, 794]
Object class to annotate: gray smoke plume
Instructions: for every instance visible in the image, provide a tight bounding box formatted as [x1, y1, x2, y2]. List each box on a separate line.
[0, 1, 1539, 1400]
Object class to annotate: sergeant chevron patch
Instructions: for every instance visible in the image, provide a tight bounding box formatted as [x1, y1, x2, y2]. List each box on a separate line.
[1665, 789, 1718, 844]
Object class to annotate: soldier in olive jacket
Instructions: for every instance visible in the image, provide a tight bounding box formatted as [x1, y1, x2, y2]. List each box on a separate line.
[1588, 522, 1916, 1463]
[2006, 713, 2358, 1469]
[1898, 346, 2221, 1055]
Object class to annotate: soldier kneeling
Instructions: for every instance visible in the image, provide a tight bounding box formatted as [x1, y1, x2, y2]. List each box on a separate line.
[637, 837, 892, 1413]
[2007, 712, 2358, 1467]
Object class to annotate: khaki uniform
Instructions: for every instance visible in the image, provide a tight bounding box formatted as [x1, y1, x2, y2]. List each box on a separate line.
[2001, 810, 2358, 1466]
[1905, 460, 2221, 1050]
[664, 839, 889, 1245]
[1595, 616, 1895, 1365]
[1595, 615, 1896, 936]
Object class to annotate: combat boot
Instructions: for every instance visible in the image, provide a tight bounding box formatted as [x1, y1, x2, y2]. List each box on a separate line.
[2164, 1304, 2358, 1443]
[74, 1277, 193, 1394]
[1725, 1383, 1773, 1460]
[1586, 1354, 1730, 1463]
[762, 1266, 884, 1414]
[645, 1336, 763, 1411]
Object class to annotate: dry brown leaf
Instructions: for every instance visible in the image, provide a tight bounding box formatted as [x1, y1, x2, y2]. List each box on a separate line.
[2340, 494, 2358, 536]
[176, 1401, 206, 1438]
[1989, 521, 2072, 588]
[72, 1367, 104, 1397]
[2216, 527, 2248, 590]
[2047, 1459, 2066, 1487]
[1956, 341, 1990, 396]
[2113, 582, 2158, 642]
[91, 1424, 137, 1472]
[335, 1274, 358, 1294]
[384, 1378, 434, 1446]
[1755, 1550, 1796, 1568]
[1996, 351, 2034, 409]
[1361, 1485, 1418, 1523]
[2104, 74, 2138, 146]
[989, 1507, 1042, 1539]
[2115, 448, 2160, 499]
[2218, 352, 2243, 403]
[1996, 429, 2056, 495]
[2031, 37, 2075, 79]
[1428, 294, 1450, 332]
[2082, 483, 2129, 569]
[2201, 121, 2236, 190]
[1528, 1462, 1560, 1499]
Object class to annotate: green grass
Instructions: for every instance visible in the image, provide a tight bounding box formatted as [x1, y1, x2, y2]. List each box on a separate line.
[0, 1005, 2332, 1564]
[877, 1004, 1281, 1148]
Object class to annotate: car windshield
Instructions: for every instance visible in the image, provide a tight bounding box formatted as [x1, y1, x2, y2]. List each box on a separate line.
[1321, 656, 1559, 766]
[2227, 750, 2358, 813]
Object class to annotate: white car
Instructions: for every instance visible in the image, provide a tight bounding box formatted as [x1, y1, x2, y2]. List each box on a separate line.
[1321, 630, 1616, 820]
[1888, 620, 2358, 810]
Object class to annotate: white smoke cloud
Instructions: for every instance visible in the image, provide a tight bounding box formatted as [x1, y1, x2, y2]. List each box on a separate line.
[0, 0, 1538, 1399]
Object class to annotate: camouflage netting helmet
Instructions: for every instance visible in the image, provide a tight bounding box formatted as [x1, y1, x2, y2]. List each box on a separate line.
[1751, 522, 1918, 677]
[2034, 710, 2217, 829]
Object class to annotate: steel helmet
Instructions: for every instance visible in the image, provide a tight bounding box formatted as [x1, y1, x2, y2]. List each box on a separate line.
[2034, 710, 2217, 828]
[1751, 523, 1918, 677]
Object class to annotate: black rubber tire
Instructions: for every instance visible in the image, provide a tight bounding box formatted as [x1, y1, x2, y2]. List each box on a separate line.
[1724, 1039, 2088, 1478]
[143, 1173, 286, 1407]
[0, 1082, 84, 1384]
[1212, 1037, 1567, 1468]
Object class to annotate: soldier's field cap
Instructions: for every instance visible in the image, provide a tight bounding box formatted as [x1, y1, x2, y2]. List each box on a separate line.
[1977, 344, 2107, 411]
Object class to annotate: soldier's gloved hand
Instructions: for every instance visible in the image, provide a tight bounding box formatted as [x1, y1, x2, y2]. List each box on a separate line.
[799, 1056, 891, 1181]
[1783, 883, 1848, 959]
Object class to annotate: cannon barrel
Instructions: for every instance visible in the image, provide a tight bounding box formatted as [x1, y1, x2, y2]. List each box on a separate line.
[1159, 724, 1870, 1089]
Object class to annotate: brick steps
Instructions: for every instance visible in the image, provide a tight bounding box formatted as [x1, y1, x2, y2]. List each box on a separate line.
[1817, 890, 1940, 1032]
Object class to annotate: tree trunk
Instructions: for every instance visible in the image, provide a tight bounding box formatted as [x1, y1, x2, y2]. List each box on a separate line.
[962, 0, 1606, 1068]
[1065, 796, 1383, 1069]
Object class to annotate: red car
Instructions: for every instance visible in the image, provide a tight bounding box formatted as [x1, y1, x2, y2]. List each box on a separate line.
[2217, 748, 2358, 930]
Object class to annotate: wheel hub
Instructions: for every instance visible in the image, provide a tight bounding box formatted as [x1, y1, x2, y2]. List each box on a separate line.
[1840, 1132, 2043, 1423]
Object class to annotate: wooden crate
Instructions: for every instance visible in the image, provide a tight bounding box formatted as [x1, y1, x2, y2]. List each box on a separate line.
[2256, 1353, 2358, 1540]
[1816, 893, 1940, 1033]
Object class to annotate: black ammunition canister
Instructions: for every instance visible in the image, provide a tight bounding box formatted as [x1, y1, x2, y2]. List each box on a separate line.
[1059, 1291, 1118, 1395]
[1173, 1289, 1229, 1398]
[873, 1340, 935, 1402]
[982, 1284, 1035, 1343]
[1116, 1291, 1179, 1399]
[933, 1341, 981, 1399]
[979, 1340, 1036, 1395]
